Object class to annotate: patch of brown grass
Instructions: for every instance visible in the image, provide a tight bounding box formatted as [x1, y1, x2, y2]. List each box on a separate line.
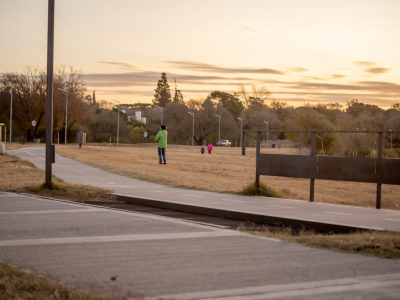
[55, 144, 400, 210]
[0, 155, 116, 202]
[0, 263, 124, 300]
[239, 226, 400, 259]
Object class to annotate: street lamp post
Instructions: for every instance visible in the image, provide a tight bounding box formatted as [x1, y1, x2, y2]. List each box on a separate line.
[316, 134, 326, 156]
[264, 121, 268, 148]
[389, 129, 393, 149]
[0, 73, 12, 144]
[112, 99, 120, 147]
[237, 117, 243, 147]
[215, 114, 221, 143]
[156, 107, 163, 124]
[188, 112, 194, 147]
[58, 88, 68, 144]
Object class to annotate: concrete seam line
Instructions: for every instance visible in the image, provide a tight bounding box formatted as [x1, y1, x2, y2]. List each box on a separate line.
[153, 272, 400, 300]
[0, 231, 244, 247]
[17, 193, 230, 231]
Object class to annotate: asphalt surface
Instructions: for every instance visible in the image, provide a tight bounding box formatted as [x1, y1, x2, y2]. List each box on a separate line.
[8, 146, 400, 232]
[1, 192, 400, 300]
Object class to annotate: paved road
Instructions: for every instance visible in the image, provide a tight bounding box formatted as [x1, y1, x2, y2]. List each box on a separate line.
[8, 147, 400, 232]
[1, 192, 400, 299]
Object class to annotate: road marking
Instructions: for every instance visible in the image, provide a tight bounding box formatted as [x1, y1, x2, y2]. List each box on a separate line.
[24, 151, 45, 160]
[269, 205, 293, 209]
[182, 194, 204, 198]
[0, 208, 102, 215]
[155, 272, 400, 300]
[221, 199, 245, 203]
[384, 218, 400, 222]
[323, 211, 353, 216]
[0, 231, 242, 247]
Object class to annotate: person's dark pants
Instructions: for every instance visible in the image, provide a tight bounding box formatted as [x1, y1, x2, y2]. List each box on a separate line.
[158, 148, 166, 163]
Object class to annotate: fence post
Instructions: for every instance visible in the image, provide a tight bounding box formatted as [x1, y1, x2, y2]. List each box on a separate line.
[376, 132, 383, 209]
[242, 131, 246, 156]
[255, 131, 261, 189]
[310, 131, 316, 202]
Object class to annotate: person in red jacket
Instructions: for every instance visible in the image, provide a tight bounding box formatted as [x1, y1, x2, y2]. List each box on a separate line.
[207, 143, 213, 154]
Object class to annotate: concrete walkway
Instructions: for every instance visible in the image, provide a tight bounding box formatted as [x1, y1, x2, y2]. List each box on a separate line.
[8, 146, 400, 232]
[1, 192, 400, 299]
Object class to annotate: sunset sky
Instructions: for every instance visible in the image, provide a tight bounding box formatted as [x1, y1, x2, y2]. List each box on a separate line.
[1, 0, 399, 108]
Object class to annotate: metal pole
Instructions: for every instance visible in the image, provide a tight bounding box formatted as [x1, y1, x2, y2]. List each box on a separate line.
[117, 104, 119, 146]
[192, 114, 194, 147]
[238, 118, 242, 147]
[10, 82, 12, 144]
[242, 132, 245, 155]
[219, 117, 221, 143]
[255, 131, 261, 189]
[310, 132, 316, 202]
[267, 122, 268, 148]
[65, 92, 68, 144]
[376, 132, 383, 209]
[45, 0, 55, 186]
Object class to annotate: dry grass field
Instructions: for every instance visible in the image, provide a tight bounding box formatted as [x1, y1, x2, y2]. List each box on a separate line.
[0, 153, 116, 202]
[55, 144, 400, 210]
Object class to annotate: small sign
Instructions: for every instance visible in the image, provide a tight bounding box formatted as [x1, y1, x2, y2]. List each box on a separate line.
[32, 120, 37, 127]
[143, 131, 148, 138]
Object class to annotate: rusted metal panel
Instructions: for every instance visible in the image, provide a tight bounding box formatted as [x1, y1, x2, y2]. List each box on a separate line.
[258, 154, 400, 185]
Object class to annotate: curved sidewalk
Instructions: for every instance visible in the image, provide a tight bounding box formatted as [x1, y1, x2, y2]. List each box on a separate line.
[9, 146, 400, 232]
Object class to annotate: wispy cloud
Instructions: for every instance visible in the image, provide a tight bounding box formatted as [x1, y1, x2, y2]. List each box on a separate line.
[354, 61, 377, 67]
[97, 61, 139, 70]
[166, 61, 286, 75]
[331, 74, 347, 79]
[290, 67, 309, 73]
[84, 71, 260, 88]
[286, 81, 400, 94]
[364, 67, 392, 75]
[241, 26, 260, 33]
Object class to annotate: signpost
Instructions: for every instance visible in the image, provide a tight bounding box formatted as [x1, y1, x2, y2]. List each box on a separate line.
[32, 120, 36, 143]
[144, 131, 148, 147]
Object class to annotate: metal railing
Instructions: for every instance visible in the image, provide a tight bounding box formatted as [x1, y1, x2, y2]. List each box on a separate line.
[242, 130, 400, 209]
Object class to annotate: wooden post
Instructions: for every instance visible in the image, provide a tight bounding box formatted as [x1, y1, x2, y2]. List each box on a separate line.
[310, 132, 316, 202]
[255, 131, 261, 189]
[376, 132, 383, 209]
[242, 131, 246, 155]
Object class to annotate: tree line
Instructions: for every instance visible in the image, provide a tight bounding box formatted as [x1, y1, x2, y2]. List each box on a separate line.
[1, 67, 399, 157]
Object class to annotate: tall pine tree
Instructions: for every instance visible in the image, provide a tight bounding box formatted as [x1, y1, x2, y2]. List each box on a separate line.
[152, 73, 171, 107]
[173, 77, 184, 104]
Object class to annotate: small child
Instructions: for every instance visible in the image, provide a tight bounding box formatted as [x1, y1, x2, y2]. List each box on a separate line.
[201, 145, 205, 154]
[207, 143, 213, 154]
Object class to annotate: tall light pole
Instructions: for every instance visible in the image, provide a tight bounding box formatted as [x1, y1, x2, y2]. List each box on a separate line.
[58, 88, 68, 144]
[156, 106, 163, 124]
[237, 117, 243, 147]
[0, 72, 12, 144]
[264, 121, 268, 148]
[188, 112, 194, 147]
[316, 133, 326, 156]
[112, 99, 120, 147]
[215, 114, 221, 143]
[389, 129, 393, 149]
[45, 0, 55, 186]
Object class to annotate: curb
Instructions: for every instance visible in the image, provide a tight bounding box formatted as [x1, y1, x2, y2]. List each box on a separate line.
[117, 194, 382, 234]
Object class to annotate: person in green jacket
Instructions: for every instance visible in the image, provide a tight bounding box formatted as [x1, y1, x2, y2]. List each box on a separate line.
[155, 124, 167, 164]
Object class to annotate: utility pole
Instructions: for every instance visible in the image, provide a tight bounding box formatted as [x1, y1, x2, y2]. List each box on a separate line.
[45, 0, 55, 186]
[112, 99, 120, 146]
[264, 121, 268, 148]
[237, 117, 243, 147]
[58, 88, 68, 144]
[215, 114, 221, 143]
[188, 112, 194, 147]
